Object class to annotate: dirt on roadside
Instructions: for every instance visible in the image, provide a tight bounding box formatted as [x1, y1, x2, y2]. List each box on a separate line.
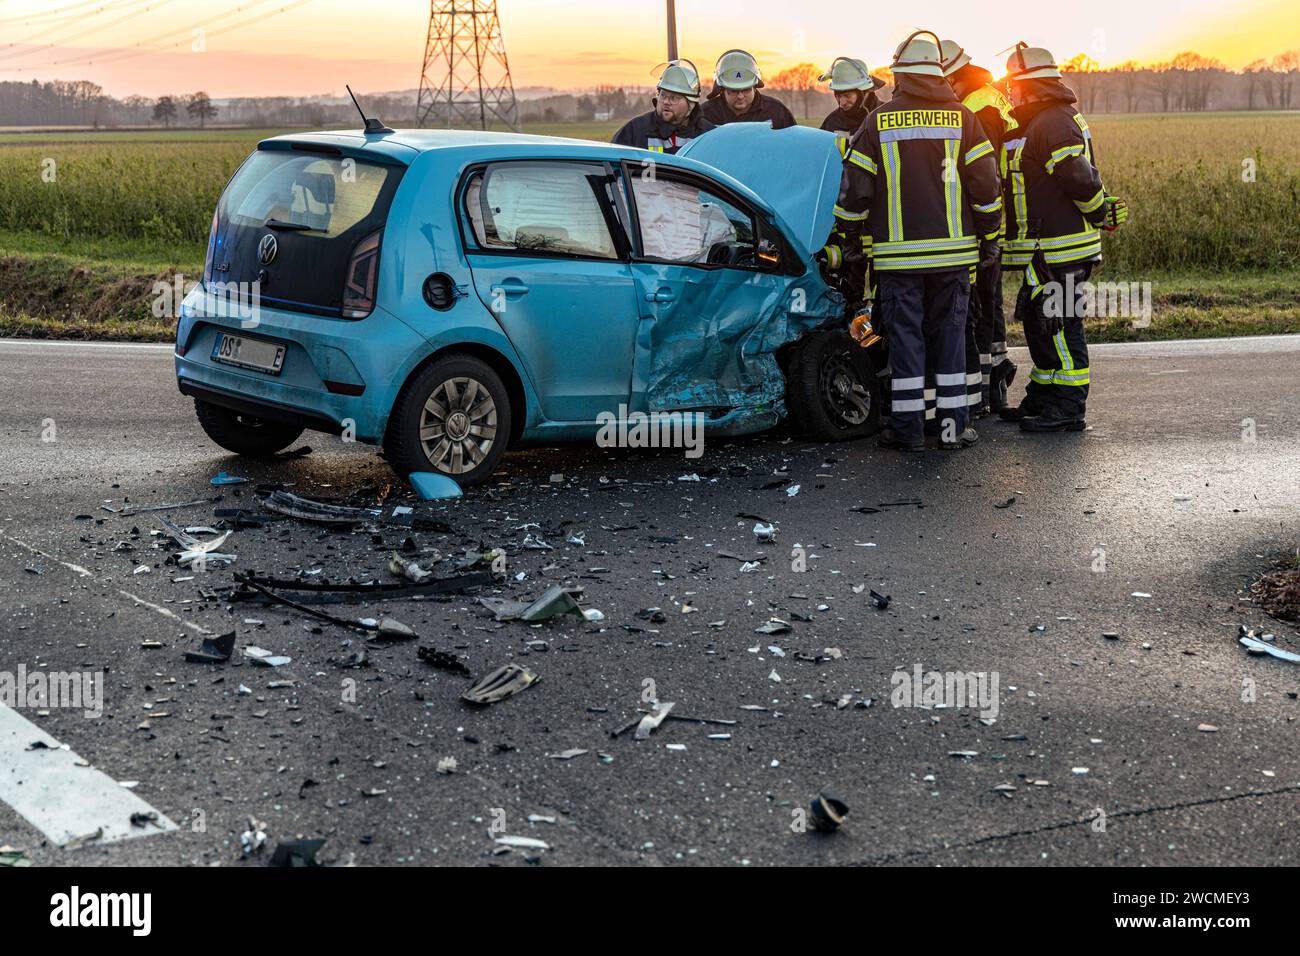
[0, 254, 177, 340]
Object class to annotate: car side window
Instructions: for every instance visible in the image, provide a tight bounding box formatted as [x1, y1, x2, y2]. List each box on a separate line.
[630, 176, 757, 267]
[465, 162, 619, 260]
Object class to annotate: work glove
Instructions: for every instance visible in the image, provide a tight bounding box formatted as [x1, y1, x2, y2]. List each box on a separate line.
[978, 237, 1001, 270]
[1100, 196, 1128, 232]
[1027, 246, 1064, 338]
[816, 244, 844, 271]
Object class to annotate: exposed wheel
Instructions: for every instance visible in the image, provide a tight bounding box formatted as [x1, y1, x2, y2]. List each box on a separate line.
[385, 353, 511, 487]
[784, 330, 881, 441]
[194, 399, 304, 457]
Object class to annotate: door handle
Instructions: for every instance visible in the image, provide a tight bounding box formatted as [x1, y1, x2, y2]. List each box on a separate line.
[490, 280, 530, 297]
[645, 289, 675, 304]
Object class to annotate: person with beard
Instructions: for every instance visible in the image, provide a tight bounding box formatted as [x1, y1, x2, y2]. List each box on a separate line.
[612, 60, 715, 155]
[997, 43, 1127, 432]
[835, 31, 1003, 452]
[819, 57, 885, 137]
[700, 49, 797, 129]
[940, 39, 1020, 417]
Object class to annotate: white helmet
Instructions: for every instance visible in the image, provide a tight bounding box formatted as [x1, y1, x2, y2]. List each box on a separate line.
[890, 31, 945, 78]
[1005, 42, 1062, 81]
[656, 59, 702, 101]
[820, 57, 884, 92]
[714, 49, 764, 90]
[939, 39, 972, 77]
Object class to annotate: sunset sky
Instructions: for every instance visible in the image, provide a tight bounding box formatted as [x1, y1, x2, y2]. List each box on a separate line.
[0, 0, 1296, 99]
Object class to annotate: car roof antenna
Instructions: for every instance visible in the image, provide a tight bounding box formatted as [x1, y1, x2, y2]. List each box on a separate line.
[346, 84, 393, 135]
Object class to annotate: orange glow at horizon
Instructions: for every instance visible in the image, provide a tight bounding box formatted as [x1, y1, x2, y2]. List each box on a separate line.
[0, 0, 1294, 99]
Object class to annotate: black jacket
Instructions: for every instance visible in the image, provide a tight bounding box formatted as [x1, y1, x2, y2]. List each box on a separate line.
[948, 65, 1015, 157]
[836, 74, 1002, 274]
[700, 90, 796, 129]
[611, 107, 715, 155]
[819, 91, 880, 136]
[1001, 81, 1108, 268]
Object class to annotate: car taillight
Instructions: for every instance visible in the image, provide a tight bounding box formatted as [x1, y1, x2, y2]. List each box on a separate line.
[341, 229, 382, 319]
[202, 208, 218, 286]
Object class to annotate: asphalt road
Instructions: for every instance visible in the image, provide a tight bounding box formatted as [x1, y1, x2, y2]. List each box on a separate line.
[0, 335, 1297, 867]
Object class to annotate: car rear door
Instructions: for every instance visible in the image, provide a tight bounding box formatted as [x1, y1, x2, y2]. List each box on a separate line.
[461, 160, 639, 424]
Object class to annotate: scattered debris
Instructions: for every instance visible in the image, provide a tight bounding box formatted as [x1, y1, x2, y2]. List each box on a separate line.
[462, 664, 538, 705]
[754, 619, 792, 635]
[1240, 627, 1300, 663]
[994, 497, 1017, 509]
[244, 646, 291, 667]
[408, 472, 464, 500]
[1197, 723, 1219, 733]
[494, 835, 549, 851]
[388, 552, 434, 584]
[869, 590, 891, 610]
[269, 838, 325, 867]
[635, 702, 675, 740]
[417, 645, 470, 676]
[478, 585, 583, 623]
[808, 788, 849, 832]
[210, 471, 249, 486]
[184, 630, 236, 664]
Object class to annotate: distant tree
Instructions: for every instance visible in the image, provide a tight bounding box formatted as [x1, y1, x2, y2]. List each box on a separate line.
[186, 91, 217, 128]
[123, 94, 153, 126]
[1243, 60, 1271, 109]
[1111, 61, 1143, 112]
[153, 95, 177, 127]
[1062, 53, 1103, 113]
[1272, 51, 1299, 109]
[769, 63, 821, 119]
[1146, 62, 1177, 111]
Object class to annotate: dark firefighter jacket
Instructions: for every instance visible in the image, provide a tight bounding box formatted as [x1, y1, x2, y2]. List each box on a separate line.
[700, 89, 797, 129]
[948, 65, 1017, 158]
[1002, 80, 1109, 268]
[835, 73, 1003, 273]
[819, 91, 881, 136]
[611, 107, 715, 154]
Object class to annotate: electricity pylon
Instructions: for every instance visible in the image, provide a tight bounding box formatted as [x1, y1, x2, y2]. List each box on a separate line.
[415, 1, 521, 131]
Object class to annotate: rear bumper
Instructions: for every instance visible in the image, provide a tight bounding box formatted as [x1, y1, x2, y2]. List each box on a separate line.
[178, 380, 345, 436]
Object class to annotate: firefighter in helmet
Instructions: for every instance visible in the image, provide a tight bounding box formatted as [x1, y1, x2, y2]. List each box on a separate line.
[700, 49, 797, 129]
[612, 59, 715, 155]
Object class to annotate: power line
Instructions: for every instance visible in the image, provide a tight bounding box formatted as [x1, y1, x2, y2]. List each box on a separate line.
[0, 0, 116, 27]
[0, 0, 310, 73]
[0, 0, 176, 63]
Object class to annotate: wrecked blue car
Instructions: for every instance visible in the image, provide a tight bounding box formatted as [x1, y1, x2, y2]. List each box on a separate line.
[175, 122, 880, 485]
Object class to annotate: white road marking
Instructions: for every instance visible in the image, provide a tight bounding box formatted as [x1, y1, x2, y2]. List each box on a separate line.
[1, 532, 211, 634]
[0, 703, 177, 846]
[0, 339, 173, 352]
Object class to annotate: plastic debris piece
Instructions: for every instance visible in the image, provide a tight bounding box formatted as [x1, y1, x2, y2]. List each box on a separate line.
[462, 664, 538, 705]
[754, 619, 792, 635]
[494, 835, 549, 850]
[548, 749, 589, 760]
[417, 645, 470, 676]
[583, 608, 605, 622]
[210, 471, 249, 486]
[869, 590, 892, 610]
[372, 617, 418, 641]
[635, 702, 675, 740]
[1240, 635, 1300, 663]
[184, 630, 236, 664]
[787, 484, 801, 497]
[269, 838, 325, 867]
[388, 552, 434, 584]
[808, 788, 849, 832]
[753, 522, 777, 542]
[408, 472, 464, 500]
[478, 586, 583, 623]
[244, 645, 291, 667]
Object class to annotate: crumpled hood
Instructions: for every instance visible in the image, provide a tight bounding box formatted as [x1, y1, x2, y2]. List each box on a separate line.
[678, 123, 843, 258]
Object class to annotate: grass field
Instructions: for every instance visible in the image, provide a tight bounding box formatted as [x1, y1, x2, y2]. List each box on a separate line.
[1, 114, 1298, 342]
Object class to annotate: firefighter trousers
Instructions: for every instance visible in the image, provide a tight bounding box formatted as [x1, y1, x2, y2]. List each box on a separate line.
[1016, 263, 1093, 420]
[879, 270, 971, 445]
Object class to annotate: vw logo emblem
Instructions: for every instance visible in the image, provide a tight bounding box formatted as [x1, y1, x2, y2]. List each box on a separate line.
[258, 233, 278, 265]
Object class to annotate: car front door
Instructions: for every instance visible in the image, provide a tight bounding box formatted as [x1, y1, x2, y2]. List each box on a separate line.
[462, 160, 638, 423]
[622, 165, 797, 416]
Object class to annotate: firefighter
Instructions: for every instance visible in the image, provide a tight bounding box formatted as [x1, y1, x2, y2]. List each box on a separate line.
[611, 60, 715, 155]
[941, 39, 1019, 417]
[819, 57, 885, 137]
[997, 43, 1127, 432]
[700, 50, 797, 129]
[836, 31, 1003, 452]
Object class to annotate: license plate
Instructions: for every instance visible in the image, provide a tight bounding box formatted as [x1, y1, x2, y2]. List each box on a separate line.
[211, 333, 286, 375]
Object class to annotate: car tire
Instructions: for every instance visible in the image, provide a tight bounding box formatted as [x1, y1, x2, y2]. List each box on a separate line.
[785, 330, 881, 441]
[194, 399, 304, 457]
[385, 353, 511, 488]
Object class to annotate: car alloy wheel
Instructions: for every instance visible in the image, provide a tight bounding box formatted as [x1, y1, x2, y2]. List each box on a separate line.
[419, 376, 499, 475]
[819, 349, 871, 427]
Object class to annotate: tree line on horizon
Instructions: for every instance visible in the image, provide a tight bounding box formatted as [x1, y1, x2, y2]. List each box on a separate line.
[0, 50, 1296, 128]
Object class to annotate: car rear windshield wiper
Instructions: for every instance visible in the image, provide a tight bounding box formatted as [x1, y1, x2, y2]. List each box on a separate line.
[264, 218, 324, 232]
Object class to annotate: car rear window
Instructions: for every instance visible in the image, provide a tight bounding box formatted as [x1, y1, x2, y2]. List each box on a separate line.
[465, 162, 619, 260]
[208, 147, 403, 317]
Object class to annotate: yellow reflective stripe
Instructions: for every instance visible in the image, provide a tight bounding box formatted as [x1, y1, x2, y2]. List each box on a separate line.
[1031, 367, 1090, 386]
[848, 149, 878, 174]
[1009, 141, 1028, 242]
[1045, 143, 1085, 174]
[873, 250, 980, 270]
[965, 140, 993, 165]
[973, 197, 1003, 214]
[1052, 330, 1074, 372]
[944, 138, 962, 238]
[822, 245, 843, 268]
[837, 137, 850, 159]
[874, 236, 977, 253]
[834, 204, 868, 222]
[1076, 188, 1106, 214]
[884, 140, 903, 241]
